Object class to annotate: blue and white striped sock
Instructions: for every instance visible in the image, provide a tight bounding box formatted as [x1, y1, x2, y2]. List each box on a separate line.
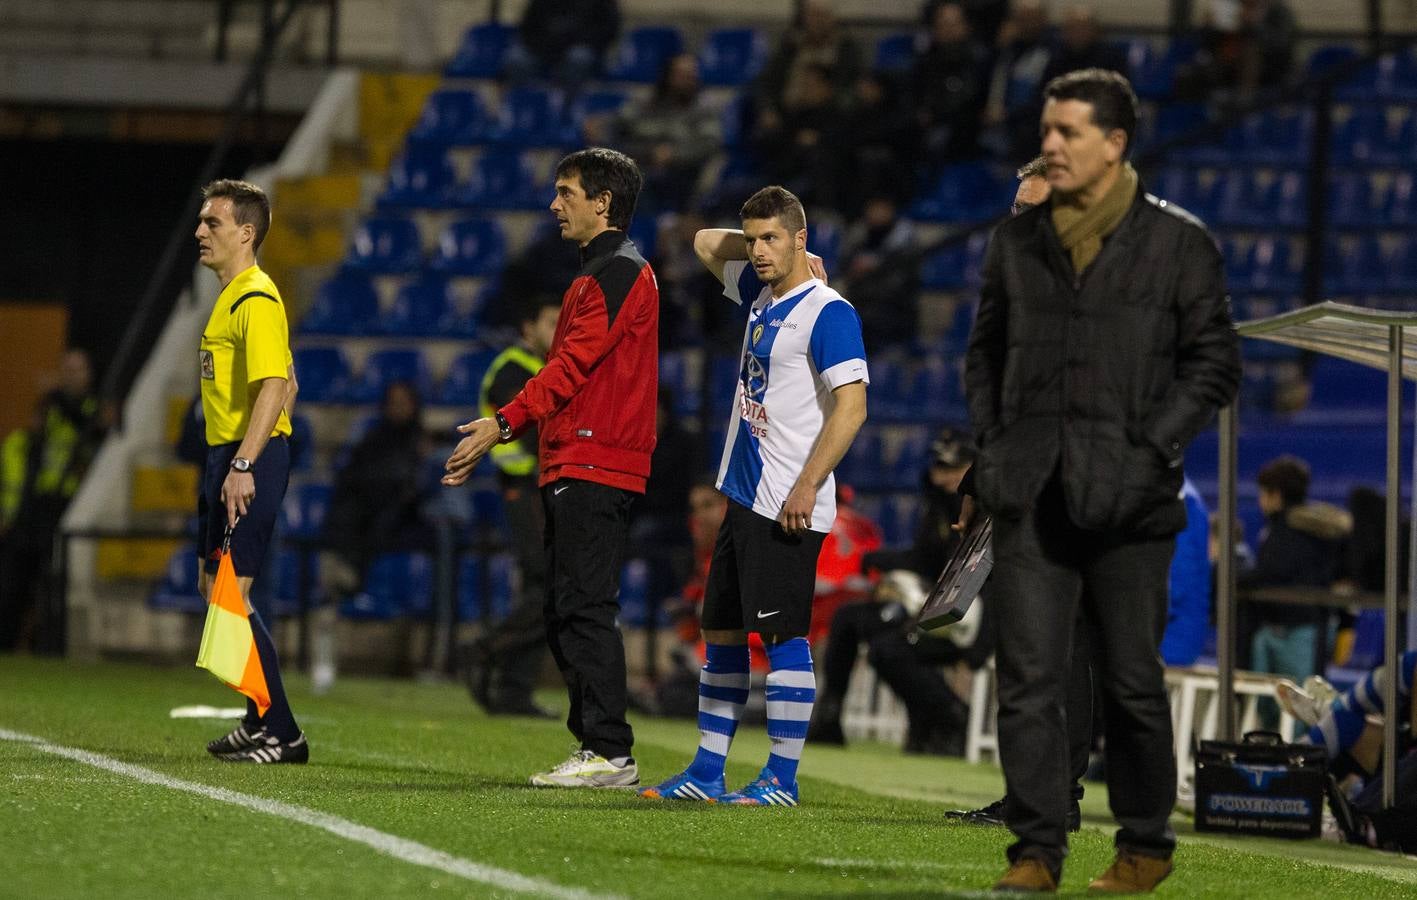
[765, 637, 815, 787]
[1311, 650, 1417, 755]
[687, 643, 750, 782]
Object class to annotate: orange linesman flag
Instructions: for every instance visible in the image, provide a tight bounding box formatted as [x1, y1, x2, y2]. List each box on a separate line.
[195, 546, 271, 716]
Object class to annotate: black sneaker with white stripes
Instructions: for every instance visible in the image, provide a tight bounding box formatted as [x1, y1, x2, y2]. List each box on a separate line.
[206, 723, 264, 757]
[219, 732, 309, 764]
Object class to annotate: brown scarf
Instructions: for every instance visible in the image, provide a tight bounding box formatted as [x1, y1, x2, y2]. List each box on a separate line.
[1051, 162, 1139, 275]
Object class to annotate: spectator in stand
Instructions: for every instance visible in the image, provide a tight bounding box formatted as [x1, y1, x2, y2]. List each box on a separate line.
[754, 0, 862, 137]
[838, 71, 920, 212]
[502, 0, 621, 87]
[1178, 0, 1298, 102]
[753, 63, 849, 212]
[0, 349, 111, 652]
[1239, 455, 1351, 723]
[1040, 5, 1129, 87]
[839, 194, 920, 348]
[312, 380, 436, 689]
[596, 54, 723, 215]
[923, 0, 1011, 48]
[981, 1, 1056, 164]
[911, 1, 992, 164]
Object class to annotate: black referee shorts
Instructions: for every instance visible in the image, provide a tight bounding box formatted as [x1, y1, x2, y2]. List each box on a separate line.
[700, 500, 827, 638]
[200, 438, 289, 578]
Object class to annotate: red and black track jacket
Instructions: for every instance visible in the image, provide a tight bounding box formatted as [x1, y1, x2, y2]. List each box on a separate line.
[498, 229, 659, 493]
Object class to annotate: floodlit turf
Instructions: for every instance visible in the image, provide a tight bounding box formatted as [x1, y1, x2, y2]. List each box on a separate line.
[4, 656, 1416, 897]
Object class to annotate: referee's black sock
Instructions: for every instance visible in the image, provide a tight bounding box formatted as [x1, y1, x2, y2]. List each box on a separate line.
[249, 609, 301, 742]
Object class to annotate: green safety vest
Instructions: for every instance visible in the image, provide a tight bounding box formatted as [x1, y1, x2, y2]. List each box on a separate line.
[0, 395, 97, 529]
[479, 345, 544, 477]
[0, 429, 29, 529]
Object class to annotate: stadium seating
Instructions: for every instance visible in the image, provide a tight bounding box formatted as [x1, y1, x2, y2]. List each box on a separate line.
[342, 552, 434, 620]
[699, 27, 765, 86]
[289, 346, 353, 403]
[281, 481, 332, 540]
[349, 347, 434, 403]
[149, 545, 205, 613]
[456, 149, 546, 210]
[873, 32, 916, 73]
[407, 89, 491, 147]
[302, 271, 381, 336]
[444, 21, 515, 78]
[429, 217, 507, 277]
[383, 273, 477, 337]
[344, 216, 423, 273]
[488, 87, 566, 146]
[1324, 234, 1386, 294]
[378, 146, 458, 209]
[607, 26, 684, 83]
[438, 347, 499, 407]
[457, 553, 515, 622]
[909, 162, 1007, 223]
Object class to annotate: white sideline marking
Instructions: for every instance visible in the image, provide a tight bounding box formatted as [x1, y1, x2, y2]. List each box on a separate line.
[1, 728, 617, 899]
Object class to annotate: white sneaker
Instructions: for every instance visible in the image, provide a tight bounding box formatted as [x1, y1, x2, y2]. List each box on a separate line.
[1301, 675, 1341, 711]
[529, 749, 639, 788]
[1276, 679, 1325, 727]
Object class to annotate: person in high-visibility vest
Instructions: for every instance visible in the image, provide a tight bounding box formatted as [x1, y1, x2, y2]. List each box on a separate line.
[461, 296, 561, 716]
[0, 348, 109, 652]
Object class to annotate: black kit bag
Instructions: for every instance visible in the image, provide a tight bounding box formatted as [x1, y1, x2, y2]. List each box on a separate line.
[1194, 730, 1328, 838]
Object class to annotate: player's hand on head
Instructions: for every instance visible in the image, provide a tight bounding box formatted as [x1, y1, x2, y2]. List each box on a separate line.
[807, 252, 828, 285]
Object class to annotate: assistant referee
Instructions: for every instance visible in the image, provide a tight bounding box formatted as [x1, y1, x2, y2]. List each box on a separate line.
[193, 178, 307, 764]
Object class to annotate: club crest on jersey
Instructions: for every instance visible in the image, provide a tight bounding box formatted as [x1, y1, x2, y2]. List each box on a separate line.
[741, 351, 768, 400]
[752, 323, 764, 345]
[199, 350, 215, 380]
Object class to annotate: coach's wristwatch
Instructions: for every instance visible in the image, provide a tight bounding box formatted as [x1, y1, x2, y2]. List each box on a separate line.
[494, 412, 513, 442]
[230, 457, 253, 473]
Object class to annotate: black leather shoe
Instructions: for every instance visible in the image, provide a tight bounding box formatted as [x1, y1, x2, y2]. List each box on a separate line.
[945, 796, 1081, 832]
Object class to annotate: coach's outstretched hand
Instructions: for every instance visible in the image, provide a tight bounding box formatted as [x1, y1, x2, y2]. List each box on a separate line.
[442, 417, 502, 486]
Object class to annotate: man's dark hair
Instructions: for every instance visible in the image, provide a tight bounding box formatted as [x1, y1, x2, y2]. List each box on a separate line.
[740, 185, 807, 234]
[555, 148, 642, 230]
[202, 178, 271, 252]
[1042, 68, 1139, 153]
[1258, 455, 1310, 507]
[1017, 156, 1048, 180]
[518, 294, 562, 329]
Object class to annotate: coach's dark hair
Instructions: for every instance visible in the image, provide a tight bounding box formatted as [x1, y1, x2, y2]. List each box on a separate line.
[1043, 68, 1139, 153]
[740, 185, 806, 234]
[202, 179, 271, 253]
[1016, 156, 1048, 180]
[1258, 454, 1310, 507]
[555, 148, 642, 230]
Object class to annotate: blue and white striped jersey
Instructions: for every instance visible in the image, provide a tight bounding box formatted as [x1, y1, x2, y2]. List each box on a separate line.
[715, 260, 869, 532]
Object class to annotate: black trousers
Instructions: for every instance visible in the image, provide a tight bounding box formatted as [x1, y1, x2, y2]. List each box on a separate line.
[991, 477, 1176, 871]
[542, 478, 635, 759]
[485, 475, 549, 704]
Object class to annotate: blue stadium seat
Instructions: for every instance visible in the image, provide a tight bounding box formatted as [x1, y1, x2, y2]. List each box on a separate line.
[1213, 170, 1277, 229]
[627, 213, 658, 261]
[350, 347, 433, 403]
[1332, 107, 1405, 166]
[1386, 235, 1417, 291]
[281, 481, 332, 540]
[874, 32, 916, 73]
[343, 552, 433, 620]
[457, 554, 514, 622]
[456, 149, 546, 210]
[290, 346, 353, 402]
[445, 21, 515, 78]
[1129, 36, 1196, 100]
[269, 549, 316, 618]
[149, 544, 205, 613]
[344, 216, 422, 273]
[909, 162, 1006, 222]
[382, 273, 474, 337]
[437, 349, 498, 408]
[563, 88, 629, 142]
[1383, 171, 1417, 226]
[489, 87, 565, 146]
[302, 271, 380, 336]
[867, 356, 910, 421]
[429, 217, 507, 277]
[607, 26, 684, 83]
[287, 413, 314, 473]
[1306, 44, 1361, 79]
[810, 219, 842, 273]
[378, 146, 457, 209]
[1324, 235, 1385, 294]
[1244, 236, 1301, 294]
[1145, 102, 1209, 151]
[699, 27, 766, 86]
[1329, 173, 1380, 229]
[408, 90, 491, 148]
[920, 244, 970, 290]
[1335, 50, 1417, 102]
[658, 350, 699, 416]
[838, 426, 883, 490]
[617, 557, 654, 626]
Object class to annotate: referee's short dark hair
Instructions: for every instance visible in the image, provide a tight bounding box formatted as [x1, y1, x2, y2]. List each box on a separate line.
[556, 148, 643, 230]
[202, 179, 271, 253]
[1258, 454, 1311, 507]
[740, 185, 806, 234]
[1043, 68, 1139, 154]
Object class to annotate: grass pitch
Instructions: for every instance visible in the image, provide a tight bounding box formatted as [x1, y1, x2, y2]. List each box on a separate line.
[3, 655, 1416, 897]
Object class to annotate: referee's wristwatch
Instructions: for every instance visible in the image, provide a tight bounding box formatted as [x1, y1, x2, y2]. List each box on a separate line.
[230, 457, 253, 473]
[494, 412, 513, 442]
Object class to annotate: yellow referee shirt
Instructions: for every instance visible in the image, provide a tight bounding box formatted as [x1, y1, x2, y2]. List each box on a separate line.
[200, 265, 293, 445]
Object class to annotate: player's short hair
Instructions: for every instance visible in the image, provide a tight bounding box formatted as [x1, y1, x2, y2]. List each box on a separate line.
[740, 185, 806, 234]
[1257, 454, 1310, 507]
[1016, 156, 1049, 180]
[1043, 68, 1139, 154]
[201, 179, 271, 252]
[555, 148, 643, 230]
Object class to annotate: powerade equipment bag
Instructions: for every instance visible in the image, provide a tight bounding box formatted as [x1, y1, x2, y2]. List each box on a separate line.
[916, 515, 992, 631]
[1194, 730, 1327, 838]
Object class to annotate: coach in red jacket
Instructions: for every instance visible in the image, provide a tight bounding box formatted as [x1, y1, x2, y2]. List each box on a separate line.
[444, 148, 659, 788]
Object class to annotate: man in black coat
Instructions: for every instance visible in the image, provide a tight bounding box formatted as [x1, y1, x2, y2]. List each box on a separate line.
[965, 69, 1240, 893]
